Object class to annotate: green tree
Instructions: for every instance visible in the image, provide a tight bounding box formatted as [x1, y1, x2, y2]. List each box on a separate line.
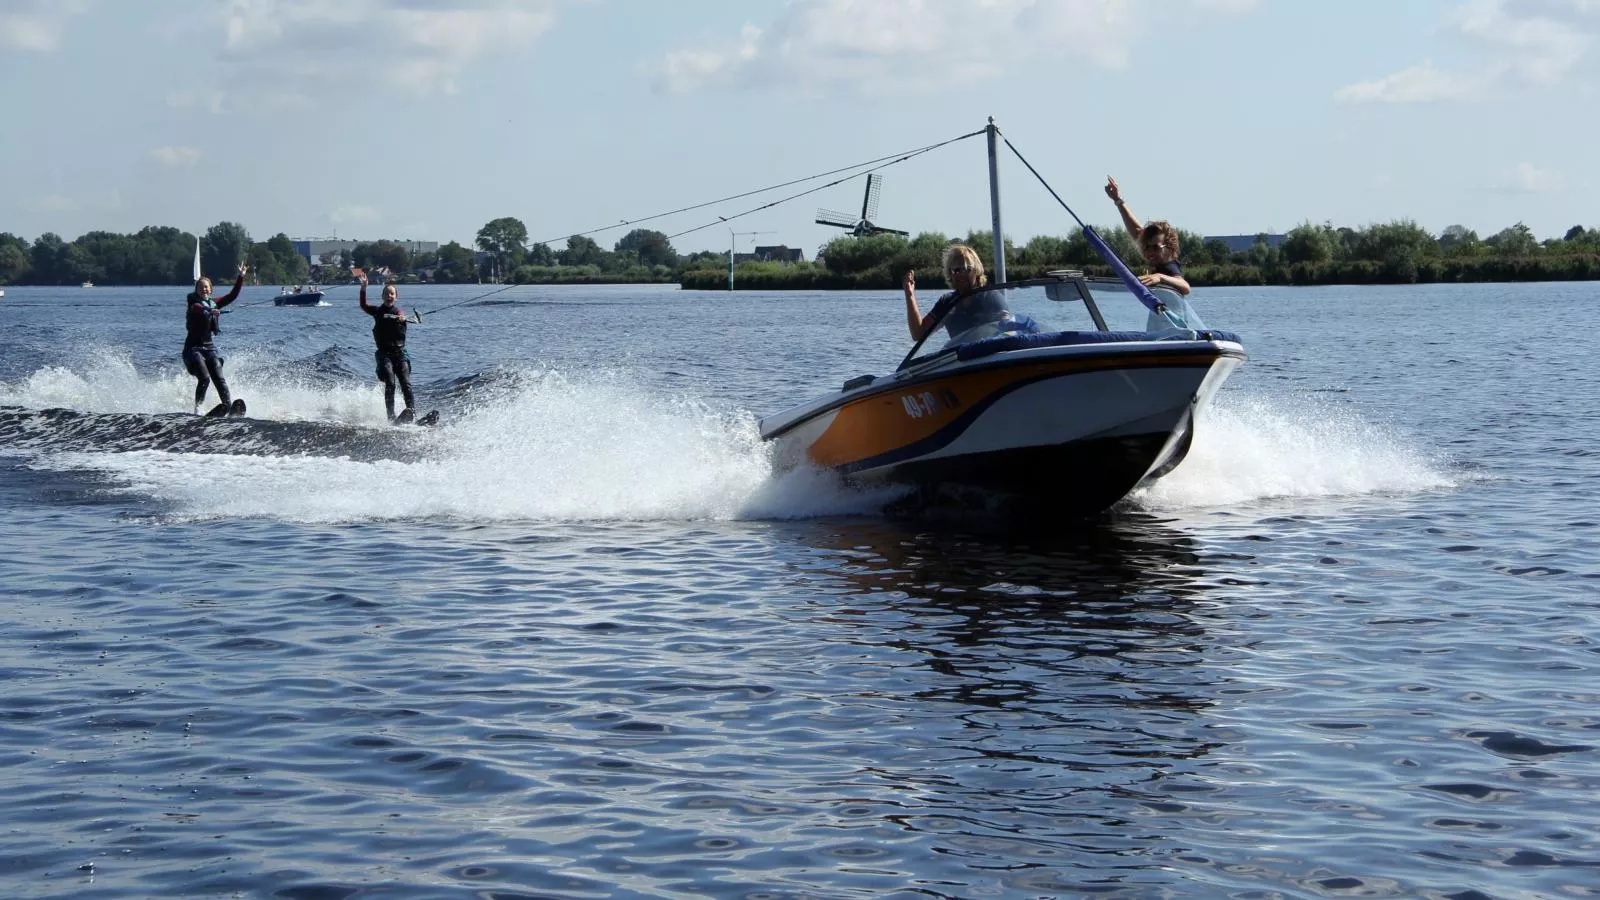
[1438, 224, 1480, 256]
[202, 221, 252, 276]
[1486, 222, 1539, 257]
[1353, 220, 1435, 262]
[266, 233, 310, 283]
[527, 242, 555, 266]
[30, 233, 68, 284]
[476, 216, 528, 279]
[0, 233, 30, 283]
[436, 241, 478, 282]
[1282, 222, 1334, 265]
[1201, 238, 1234, 265]
[354, 240, 413, 273]
[128, 226, 195, 284]
[558, 234, 602, 266]
[819, 233, 908, 275]
[614, 229, 677, 267]
[1020, 234, 1069, 266]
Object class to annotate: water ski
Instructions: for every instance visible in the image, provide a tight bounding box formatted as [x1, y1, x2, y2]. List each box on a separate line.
[392, 408, 440, 427]
[205, 398, 247, 418]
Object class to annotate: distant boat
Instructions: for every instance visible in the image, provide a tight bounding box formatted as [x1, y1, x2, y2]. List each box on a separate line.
[81, 280, 94, 288]
[192, 237, 201, 282]
[274, 285, 326, 307]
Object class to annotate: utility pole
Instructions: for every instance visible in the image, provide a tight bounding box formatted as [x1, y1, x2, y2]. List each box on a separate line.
[728, 229, 775, 291]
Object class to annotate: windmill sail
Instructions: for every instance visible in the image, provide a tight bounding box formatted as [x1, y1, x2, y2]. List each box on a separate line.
[862, 173, 881, 223]
[815, 209, 857, 228]
[192, 237, 201, 281]
[814, 174, 907, 237]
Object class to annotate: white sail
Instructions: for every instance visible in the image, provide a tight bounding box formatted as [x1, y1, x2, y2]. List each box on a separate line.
[192, 236, 202, 281]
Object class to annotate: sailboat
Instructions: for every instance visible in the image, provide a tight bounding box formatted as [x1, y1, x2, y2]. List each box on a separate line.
[193, 236, 201, 282]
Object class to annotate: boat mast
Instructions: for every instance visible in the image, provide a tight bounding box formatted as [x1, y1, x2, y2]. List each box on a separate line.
[986, 117, 1006, 283]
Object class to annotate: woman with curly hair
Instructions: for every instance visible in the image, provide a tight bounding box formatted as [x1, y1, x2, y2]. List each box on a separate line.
[1105, 176, 1191, 296]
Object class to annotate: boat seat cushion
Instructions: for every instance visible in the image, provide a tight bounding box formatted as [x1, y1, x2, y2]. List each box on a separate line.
[954, 329, 1242, 361]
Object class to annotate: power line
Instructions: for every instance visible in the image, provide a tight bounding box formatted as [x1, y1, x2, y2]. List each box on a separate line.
[533, 128, 987, 248]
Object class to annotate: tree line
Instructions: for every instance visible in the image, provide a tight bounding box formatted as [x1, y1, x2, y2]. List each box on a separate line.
[681, 220, 1600, 289]
[6, 216, 1598, 288]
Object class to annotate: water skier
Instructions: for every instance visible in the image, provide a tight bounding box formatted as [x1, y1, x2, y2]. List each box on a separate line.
[358, 274, 421, 423]
[183, 262, 248, 414]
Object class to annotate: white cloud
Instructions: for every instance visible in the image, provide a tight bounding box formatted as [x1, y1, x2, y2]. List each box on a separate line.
[650, 0, 1253, 94]
[149, 146, 203, 168]
[1454, 0, 1592, 83]
[1333, 61, 1483, 104]
[1501, 161, 1565, 193]
[0, 0, 89, 52]
[209, 0, 566, 103]
[1334, 0, 1597, 104]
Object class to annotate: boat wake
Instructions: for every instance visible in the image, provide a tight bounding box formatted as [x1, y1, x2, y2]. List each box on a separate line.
[1131, 393, 1456, 511]
[1, 357, 1451, 524]
[3, 360, 894, 523]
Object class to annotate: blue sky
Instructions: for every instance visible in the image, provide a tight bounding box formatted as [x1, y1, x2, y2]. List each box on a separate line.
[2, 0, 1597, 256]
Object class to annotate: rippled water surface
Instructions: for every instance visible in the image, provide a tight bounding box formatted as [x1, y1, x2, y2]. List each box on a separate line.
[1, 282, 1596, 899]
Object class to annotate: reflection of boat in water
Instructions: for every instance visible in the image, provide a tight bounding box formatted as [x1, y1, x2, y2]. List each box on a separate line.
[274, 285, 326, 307]
[760, 121, 1244, 522]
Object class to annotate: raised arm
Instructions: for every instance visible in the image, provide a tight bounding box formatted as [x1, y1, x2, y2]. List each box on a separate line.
[357, 274, 374, 313]
[1104, 176, 1143, 242]
[903, 270, 932, 341]
[214, 263, 248, 308]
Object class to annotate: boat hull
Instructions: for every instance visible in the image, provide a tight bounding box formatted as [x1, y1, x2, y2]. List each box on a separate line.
[762, 342, 1243, 518]
[274, 291, 326, 307]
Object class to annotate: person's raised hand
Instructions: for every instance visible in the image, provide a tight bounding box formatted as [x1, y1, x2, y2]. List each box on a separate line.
[1104, 176, 1122, 203]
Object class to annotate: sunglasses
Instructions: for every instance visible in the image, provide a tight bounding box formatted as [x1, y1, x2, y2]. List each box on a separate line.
[947, 265, 974, 274]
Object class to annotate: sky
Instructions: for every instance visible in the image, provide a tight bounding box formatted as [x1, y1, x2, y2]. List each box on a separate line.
[2, 0, 1598, 256]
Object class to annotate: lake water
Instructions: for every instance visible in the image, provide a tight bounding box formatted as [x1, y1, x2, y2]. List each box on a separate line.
[1, 281, 1596, 899]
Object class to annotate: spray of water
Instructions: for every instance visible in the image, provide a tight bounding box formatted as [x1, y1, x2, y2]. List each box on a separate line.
[10, 359, 1455, 523]
[1132, 394, 1456, 510]
[0, 347, 385, 423]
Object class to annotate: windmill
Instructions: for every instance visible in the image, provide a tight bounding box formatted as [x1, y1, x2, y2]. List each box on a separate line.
[815, 173, 908, 237]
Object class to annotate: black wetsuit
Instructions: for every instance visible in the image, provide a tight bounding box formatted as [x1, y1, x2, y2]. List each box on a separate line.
[182, 278, 242, 409]
[361, 298, 414, 420]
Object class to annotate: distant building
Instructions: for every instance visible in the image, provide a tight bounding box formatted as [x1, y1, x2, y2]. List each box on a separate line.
[733, 245, 805, 264]
[1204, 234, 1286, 254]
[292, 238, 440, 265]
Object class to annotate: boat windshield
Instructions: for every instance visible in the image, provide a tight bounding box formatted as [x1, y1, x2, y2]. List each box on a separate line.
[901, 274, 1215, 367]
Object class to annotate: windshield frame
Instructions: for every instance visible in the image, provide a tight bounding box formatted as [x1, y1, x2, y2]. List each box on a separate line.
[897, 271, 1113, 371]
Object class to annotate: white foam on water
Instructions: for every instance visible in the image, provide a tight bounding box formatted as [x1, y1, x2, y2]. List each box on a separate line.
[36, 369, 890, 523]
[1133, 394, 1456, 510]
[0, 348, 392, 424]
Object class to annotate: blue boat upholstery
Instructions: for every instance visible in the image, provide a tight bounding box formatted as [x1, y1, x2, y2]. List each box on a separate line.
[954, 329, 1243, 361]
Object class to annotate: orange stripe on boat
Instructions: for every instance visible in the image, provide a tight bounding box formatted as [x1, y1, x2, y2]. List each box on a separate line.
[805, 353, 1217, 468]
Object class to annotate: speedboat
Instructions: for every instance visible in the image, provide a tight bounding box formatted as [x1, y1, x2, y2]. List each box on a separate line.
[760, 272, 1244, 517]
[274, 286, 326, 307]
[759, 118, 1244, 520]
